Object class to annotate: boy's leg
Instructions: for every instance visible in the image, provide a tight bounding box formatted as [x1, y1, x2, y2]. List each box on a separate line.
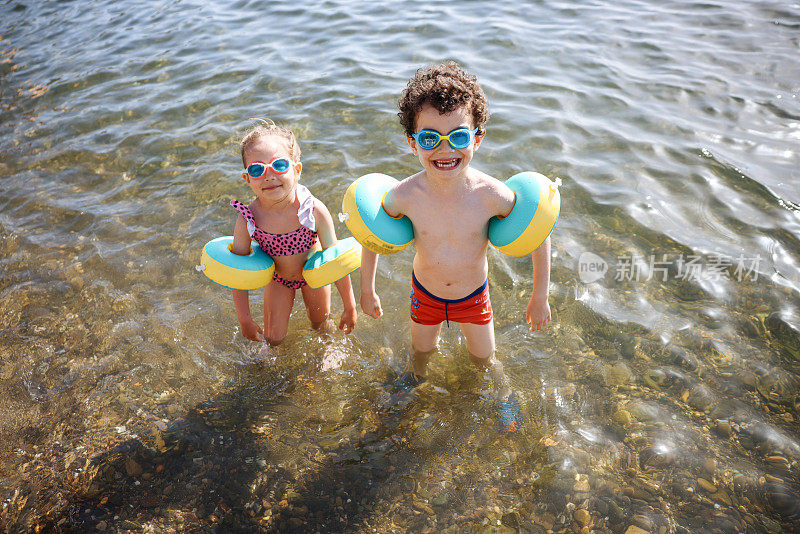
[460, 320, 510, 399]
[409, 321, 442, 377]
[264, 282, 296, 345]
[460, 319, 520, 432]
[460, 320, 495, 360]
[386, 321, 440, 397]
[300, 284, 331, 330]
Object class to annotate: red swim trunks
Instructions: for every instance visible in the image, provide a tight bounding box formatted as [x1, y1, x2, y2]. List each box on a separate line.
[410, 271, 493, 326]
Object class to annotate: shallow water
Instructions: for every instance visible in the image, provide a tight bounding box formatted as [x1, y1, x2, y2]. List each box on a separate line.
[1, 0, 799, 532]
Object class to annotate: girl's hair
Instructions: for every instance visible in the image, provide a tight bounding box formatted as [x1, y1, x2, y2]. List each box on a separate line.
[398, 61, 489, 137]
[239, 119, 301, 167]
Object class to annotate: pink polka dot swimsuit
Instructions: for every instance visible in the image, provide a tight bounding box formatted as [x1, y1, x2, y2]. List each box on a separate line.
[231, 186, 318, 289]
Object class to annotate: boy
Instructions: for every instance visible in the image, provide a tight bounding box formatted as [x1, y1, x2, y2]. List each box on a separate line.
[360, 62, 552, 431]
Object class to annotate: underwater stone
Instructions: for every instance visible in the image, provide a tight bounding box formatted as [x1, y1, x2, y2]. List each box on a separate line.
[697, 478, 716, 493]
[631, 514, 653, 531]
[605, 362, 632, 386]
[714, 420, 732, 437]
[613, 409, 632, 426]
[574, 508, 590, 527]
[669, 346, 699, 372]
[686, 384, 714, 411]
[703, 457, 717, 473]
[573, 479, 590, 492]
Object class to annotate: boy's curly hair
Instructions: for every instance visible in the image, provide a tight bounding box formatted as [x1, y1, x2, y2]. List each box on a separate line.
[398, 62, 489, 137]
[240, 119, 301, 167]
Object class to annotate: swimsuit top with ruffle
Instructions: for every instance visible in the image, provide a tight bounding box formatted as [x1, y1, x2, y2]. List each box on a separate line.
[231, 184, 318, 256]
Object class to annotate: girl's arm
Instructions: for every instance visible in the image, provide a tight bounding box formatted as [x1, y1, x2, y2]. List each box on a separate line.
[232, 214, 264, 341]
[526, 236, 551, 331]
[314, 200, 357, 332]
[334, 275, 357, 333]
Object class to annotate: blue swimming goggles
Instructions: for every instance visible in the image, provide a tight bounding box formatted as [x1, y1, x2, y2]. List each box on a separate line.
[246, 157, 295, 178]
[410, 127, 480, 150]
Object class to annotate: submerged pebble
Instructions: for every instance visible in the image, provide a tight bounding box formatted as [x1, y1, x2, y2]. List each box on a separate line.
[697, 478, 716, 493]
[574, 508, 590, 527]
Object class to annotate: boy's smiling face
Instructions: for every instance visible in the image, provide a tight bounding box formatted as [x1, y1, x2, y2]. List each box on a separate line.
[408, 104, 483, 180]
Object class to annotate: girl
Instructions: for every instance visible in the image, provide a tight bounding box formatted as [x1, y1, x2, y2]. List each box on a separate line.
[231, 121, 357, 344]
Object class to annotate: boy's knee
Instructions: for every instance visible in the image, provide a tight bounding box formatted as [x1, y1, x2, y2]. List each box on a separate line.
[412, 342, 437, 356]
[468, 351, 494, 367]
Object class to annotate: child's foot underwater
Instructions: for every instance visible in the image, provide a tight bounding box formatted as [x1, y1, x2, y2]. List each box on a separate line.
[380, 371, 426, 410]
[497, 392, 524, 433]
[391, 371, 426, 395]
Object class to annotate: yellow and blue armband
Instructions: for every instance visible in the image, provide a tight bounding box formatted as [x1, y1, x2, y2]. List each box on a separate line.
[488, 172, 561, 257]
[198, 236, 275, 290]
[302, 237, 363, 289]
[340, 173, 414, 255]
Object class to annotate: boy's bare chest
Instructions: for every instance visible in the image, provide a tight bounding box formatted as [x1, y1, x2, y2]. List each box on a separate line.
[406, 195, 490, 238]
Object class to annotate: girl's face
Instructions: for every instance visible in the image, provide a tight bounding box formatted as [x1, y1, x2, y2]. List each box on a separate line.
[242, 135, 301, 205]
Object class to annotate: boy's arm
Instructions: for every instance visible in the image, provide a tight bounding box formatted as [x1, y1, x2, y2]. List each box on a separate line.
[526, 236, 551, 331]
[360, 249, 382, 318]
[489, 178, 550, 331]
[357, 185, 403, 319]
[314, 201, 358, 332]
[231, 215, 264, 341]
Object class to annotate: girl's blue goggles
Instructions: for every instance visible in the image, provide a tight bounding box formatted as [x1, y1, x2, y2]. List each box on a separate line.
[411, 127, 480, 150]
[246, 157, 294, 178]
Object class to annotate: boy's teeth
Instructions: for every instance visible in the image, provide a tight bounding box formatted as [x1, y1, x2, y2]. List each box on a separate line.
[434, 158, 459, 169]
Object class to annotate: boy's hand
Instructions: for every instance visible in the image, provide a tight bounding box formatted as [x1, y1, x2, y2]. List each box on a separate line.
[240, 318, 265, 341]
[339, 307, 357, 334]
[526, 295, 551, 332]
[360, 291, 383, 318]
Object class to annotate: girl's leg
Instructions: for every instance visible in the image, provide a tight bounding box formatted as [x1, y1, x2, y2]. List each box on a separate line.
[300, 284, 331, 330]
[264, 282, 296, 345]
[409, 321, 443, 377]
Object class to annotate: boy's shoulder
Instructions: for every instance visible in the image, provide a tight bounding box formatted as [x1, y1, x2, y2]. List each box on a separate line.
[468, 169, 516, 214]
[393, 169, 513, 197]
[395, 168, 505, 189]
[469, 168, 506, 189]
[391, 171, 426, 198]
[392, 169, 514, 214]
